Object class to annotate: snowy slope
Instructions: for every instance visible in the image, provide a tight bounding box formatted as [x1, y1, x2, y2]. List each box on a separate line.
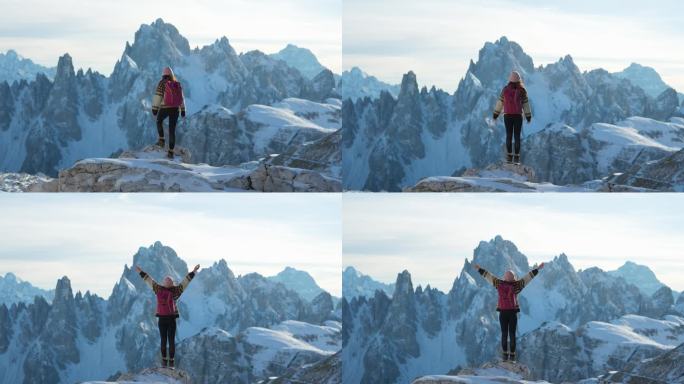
[340, 66, 400, 101]
[613, 63, 673, 98]
[607, 261, 667, 296]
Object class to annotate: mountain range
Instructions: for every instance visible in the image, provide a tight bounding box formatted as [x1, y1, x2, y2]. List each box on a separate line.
[341, 235, 683, 383]
[0, 50, 55, 84]
[0, 19, 340, 184]
[0, 241, 340, 384]
[342, 36, 684, 191]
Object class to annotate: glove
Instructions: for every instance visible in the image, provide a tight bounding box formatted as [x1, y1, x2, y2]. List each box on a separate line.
[152, 110, 158, 116]
[526, 116, 531, 123]
[181, 110, 186, 118]
[492, 113, 499, 120]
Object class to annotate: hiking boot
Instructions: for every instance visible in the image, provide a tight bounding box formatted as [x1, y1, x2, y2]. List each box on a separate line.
[509, 352, 516, 363]
[167, 150, 174, 159]
[168, 358, 175, 370]
[513, 154, 520, 164]
[502, 350, 509, 361]
[161, 355, 168, 368]
[506, 153, 513, 164]
[156, 137, 165, 148]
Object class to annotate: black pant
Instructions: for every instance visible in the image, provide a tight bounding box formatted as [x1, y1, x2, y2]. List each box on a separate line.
[156, 108, 179, 150]
[158, 317, 177, 359]
[499, 310, 517, 353]
[504, 114, 523, 155]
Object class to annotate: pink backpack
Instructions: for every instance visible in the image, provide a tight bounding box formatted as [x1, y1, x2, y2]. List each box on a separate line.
[497, 282, 518, 310]
[156, 288, 176, 316]
[502, 84, 523, 115]
[163, 80, 184, 108]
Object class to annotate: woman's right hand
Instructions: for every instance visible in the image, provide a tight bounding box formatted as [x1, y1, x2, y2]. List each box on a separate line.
[135, 265, 142, 273]
[473, 263, 481, 270]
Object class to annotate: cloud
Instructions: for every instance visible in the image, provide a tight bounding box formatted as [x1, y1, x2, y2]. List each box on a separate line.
[343, 0, 684, 91]
[343, 194, 684, 292]
[0, 194, 341, 297]
[0, 0, 341, 74]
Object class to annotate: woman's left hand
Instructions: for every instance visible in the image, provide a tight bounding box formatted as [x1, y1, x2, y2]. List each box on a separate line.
[193, 264, 200, 273]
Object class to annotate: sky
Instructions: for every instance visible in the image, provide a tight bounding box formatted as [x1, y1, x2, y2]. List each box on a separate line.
[344, 0, 684, 91]
[343, 194, 684, 293]
[0, 194, 341, 297]
[0, 0, 341, 75]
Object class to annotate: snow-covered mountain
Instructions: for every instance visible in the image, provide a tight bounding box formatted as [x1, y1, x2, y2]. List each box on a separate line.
[607, 261, 667, 296]
[0, 19, 340, 179]
[0, 272, 54, 306]
[0, 50, 55, 83]
[613, 63, 673, 99]
[342, 266, 395, 299]
[342, 37, 683, 191]
[268, 266, 326, 301]
[342, 236, 679, 384]
[340, 66, 400, 101]
[270, 44, 329, 80]
[520, 314, 684, 382]
[0, 241, 339, 384]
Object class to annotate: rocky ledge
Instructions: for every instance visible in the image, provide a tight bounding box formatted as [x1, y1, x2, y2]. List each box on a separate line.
[404, 163, 593, 192]
[412, 361, 550, 384]
[1, 146, 341, 192]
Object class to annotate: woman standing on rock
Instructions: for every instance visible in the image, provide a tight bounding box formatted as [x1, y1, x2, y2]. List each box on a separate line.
[151, 66, 186, 159]
[136, 264, 200, 369]
[472, 262, 544, 362]
[492, 70, 532, 165]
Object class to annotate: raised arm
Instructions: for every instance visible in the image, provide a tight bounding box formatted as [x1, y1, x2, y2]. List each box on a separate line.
[514, 262, 544, 293]
[473, 263, 502, 288]
[136, 265, 160, 293]
[175, 264, 200, 297]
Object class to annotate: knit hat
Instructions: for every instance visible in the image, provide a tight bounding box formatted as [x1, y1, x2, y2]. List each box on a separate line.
[509, 71, 521, 83]
[162, 66, 173, 76]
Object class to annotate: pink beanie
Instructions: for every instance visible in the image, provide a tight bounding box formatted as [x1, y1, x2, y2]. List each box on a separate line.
[509, 71, 521, 83]
[162, 66, 173, 76]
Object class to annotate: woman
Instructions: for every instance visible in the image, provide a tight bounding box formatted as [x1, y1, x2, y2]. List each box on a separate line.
[492, 71, 532, 164]
[135, 264, 200, 369]
[151, 66, 186, 159]
[472, 262, 544, 362]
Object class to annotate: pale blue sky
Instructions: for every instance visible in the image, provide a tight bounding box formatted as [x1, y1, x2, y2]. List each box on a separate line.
[343, 194, 684, 292]
[0, 194, 341, 297]
[0, 0, 341, 75]
[344, 0, 684, 91]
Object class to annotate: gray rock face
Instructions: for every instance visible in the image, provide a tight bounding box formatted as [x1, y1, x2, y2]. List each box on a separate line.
[520, 315, 684, 383]
[0, 242, 337, 384]
[603, 342, 684, 384]
[0, 19, 338, 177]
[605, 146, 684, 191]
[266, 352, 341, 384]
[343, 236, 674, 384]
[343, 36, 682, 191]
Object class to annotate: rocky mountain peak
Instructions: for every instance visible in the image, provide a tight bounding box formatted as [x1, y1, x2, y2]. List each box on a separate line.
[399, 71, 419, 97]
[55, 53, 75, 80]
[53, 276, 74, 304]
[469, 36, 535, 86]
[128, 242, 188, 286]
[472, 236, 530, 277]
[394, 270, 414, 297]
[125, 19, 191, 70]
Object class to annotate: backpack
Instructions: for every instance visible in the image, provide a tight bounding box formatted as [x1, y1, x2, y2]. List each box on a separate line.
[502, 84, 523, 115]
[156, 288, 177, 316]
[163, 80, 184, 108]
[497, 282, 517, 310]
